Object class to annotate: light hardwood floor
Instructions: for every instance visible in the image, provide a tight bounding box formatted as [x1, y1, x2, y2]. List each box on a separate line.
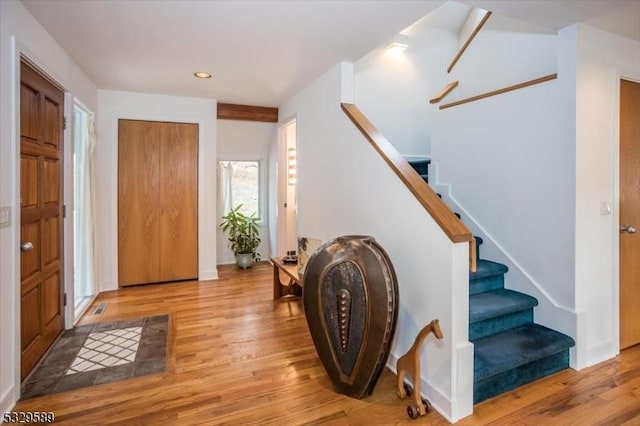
[14, 262, 640, 425]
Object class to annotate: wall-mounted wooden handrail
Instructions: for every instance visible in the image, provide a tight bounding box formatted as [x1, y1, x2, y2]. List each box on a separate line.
[447, 10, 492, 73]
[430, 81, 459, 104]
[341, 103, 473, 246]
[439, 73, 557, 110]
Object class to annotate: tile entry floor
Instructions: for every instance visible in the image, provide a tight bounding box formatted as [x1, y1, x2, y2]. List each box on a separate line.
[21, 315, 169, 400]
[67, 327, 142, 374]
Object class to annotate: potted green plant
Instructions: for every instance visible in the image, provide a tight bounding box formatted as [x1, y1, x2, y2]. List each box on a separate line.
[220, 204, 261, 269]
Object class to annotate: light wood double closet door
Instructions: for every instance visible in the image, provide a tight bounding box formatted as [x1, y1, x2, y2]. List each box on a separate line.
[118, 119, 198, 286]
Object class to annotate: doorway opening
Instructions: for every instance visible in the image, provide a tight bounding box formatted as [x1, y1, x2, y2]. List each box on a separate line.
[72, 103, 97, 319]
[277, 120, 297, 257]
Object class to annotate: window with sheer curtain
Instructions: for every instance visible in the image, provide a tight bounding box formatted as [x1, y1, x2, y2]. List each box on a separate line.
[73, 104, 97, 316]
[217, 160, 261, 219]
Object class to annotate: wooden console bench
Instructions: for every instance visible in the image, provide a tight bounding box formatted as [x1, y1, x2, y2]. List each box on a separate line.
[271, 257, 302, 300]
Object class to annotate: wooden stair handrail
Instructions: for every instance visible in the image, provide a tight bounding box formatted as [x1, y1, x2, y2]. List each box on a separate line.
[439, 73, 557, 110]
[430, 81, 459, 104]
[341, 103, 473, 246]
[448, 10, 492, 73]
[469, 236, 477, 273]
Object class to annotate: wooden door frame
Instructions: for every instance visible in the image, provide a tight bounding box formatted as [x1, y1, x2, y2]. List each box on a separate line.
[613, 71, 640, 353]
[12, 52, 74, 391]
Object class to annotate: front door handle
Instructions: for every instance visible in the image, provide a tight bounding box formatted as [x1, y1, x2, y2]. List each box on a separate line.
[21, 242, 34, 252]
[620, 225, 636, 234]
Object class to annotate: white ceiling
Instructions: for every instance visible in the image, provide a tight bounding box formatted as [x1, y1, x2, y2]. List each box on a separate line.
[21, 0, 640, 107]
[21, 0, 443, 106]
[464, 0, 640, 41]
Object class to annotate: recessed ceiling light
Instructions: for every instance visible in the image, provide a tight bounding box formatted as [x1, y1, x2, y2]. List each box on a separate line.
[194, 72, 212, 79]
[386, 34, 410, 53]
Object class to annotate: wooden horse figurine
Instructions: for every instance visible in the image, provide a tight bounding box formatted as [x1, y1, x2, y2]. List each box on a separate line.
[396, 319, 444, 419]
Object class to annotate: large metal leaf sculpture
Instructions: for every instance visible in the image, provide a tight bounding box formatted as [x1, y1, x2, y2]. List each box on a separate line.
[303, 235, 399, 398]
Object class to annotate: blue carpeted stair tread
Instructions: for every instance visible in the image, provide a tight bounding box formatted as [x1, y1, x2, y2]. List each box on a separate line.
[474, 236, 483, 260]
[469, 289, 538, 324]
[470, 309, 533, 341]
[407, 159, 430, 176]
[474, 351, 569, 403]
[473, 324, 575, 382]
[470, 259, 508, 281]
[408, 155, 573, 403]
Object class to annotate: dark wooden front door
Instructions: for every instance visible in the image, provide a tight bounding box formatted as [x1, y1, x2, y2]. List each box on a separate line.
[20, 60, 65, 379]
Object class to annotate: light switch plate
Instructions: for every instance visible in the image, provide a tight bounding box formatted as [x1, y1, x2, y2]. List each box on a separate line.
[0, 206, 10, 228]
[600, 200, 612, 216]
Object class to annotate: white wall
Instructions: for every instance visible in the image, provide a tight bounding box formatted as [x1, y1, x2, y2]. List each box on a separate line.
[354, 20, 457, 156]
[448, 14, 557, 98]
[95, 90, 218, 291]
[431, 23, 573, 309]
[0, 0, 99, 414]
[458, 7, 488, 50]
[375, 8, 640, 371]
[356, 0, 579, 357]
[279, 61, 472, 422]
[353, 5, 557, 159]
[431, 76, 579, 339]
[216, 119, 275, 264]
[573, 24, 640, 367]
[430, 12, 580, 356]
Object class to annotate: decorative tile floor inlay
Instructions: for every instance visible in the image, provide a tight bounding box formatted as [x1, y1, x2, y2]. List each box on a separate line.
[21, 315, 169, 400]
[66, 327, 142, 374]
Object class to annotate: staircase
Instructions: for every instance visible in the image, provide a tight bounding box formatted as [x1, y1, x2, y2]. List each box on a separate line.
[408, 159, 575, 404]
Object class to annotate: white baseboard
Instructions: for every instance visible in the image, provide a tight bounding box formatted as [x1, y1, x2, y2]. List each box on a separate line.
[585, 340, 618, 369]
[450, 342, 474, 422]
[199, 268, 219, 281]
[72, 294, 99, 327]
[216, 256, 236, 266]
[1, 385, 16, 421]
[386, 348, 470, 424]
[403, 154, 431, 161]
[100, 279, 118, 292]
